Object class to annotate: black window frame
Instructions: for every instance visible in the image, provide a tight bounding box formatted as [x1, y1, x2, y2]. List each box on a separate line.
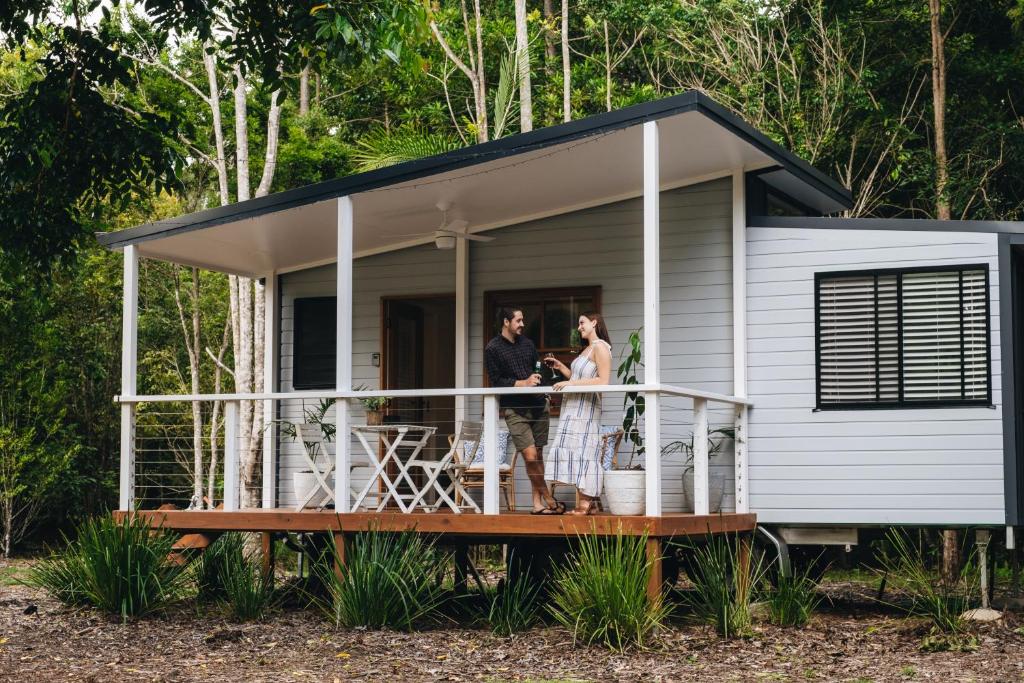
[292, 296, 336, 390]
[814, 263, 993, 411]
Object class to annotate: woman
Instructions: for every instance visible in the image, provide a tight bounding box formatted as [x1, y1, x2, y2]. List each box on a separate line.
[544, 312, 612, 515]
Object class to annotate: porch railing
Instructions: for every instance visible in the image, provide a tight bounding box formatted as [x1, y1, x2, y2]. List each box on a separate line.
[116, 384, 751, 517]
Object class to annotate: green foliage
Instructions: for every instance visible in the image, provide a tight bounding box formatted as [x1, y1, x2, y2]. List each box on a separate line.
[616, 329, 644, 467]
[312, 528, 449, 631]
[549, 532, 668, 651]
[678, 534, 762, 638]
[218, 538, 278, 621]
[194, 532, 245, 602]
[876, 529, 976, 648]
[767, 566, 823, 628]
[483, 563, 543, 636]
[350, 124, 460, 171]
[25, 514, 187, 620]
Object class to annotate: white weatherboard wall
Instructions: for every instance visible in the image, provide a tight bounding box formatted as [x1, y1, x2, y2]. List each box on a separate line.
[746, 227, 1004, 526]
[277, 178, 736, 510]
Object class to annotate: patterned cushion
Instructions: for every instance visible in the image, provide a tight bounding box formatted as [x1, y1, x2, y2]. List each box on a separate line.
[599, 425, 622, 471]
[463, 430, 512, 467]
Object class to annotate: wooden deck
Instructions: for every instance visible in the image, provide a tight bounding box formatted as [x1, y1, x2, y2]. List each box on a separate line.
[122, 509, 756, 540]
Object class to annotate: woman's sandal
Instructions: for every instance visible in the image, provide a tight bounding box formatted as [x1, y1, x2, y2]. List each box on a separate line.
[530, 501, 566, 515]
[569, 500, 599, 516]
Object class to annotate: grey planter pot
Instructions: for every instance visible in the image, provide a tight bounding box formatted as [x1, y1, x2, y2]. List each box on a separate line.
[682, 467, 725, 513]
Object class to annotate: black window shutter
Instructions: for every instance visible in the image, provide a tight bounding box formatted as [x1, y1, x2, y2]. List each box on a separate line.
[293, 297, 336, 390]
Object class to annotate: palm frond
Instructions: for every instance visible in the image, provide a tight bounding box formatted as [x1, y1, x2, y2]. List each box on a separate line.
[351, 125, 461, 172]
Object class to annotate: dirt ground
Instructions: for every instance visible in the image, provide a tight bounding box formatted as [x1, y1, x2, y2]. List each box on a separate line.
[1, 562, 1023, 683]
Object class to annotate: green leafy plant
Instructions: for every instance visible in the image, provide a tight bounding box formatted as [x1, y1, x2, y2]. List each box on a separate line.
[272, 397, 337, 444]
[616, 329, 645, 468]
[24, 514, 187, 620]
[678, 534, 762, 638]
[661, 427, 736, 464]
[350, 124, 461, 172]
[549, 531, 668, 651]
[219, 541, 278, 621]
[312, 527, 449, 630]
[483, 561, 543, 636]
[767, 563, 823, 627]
[875, 529, 977, 650]
[194, 532, 245, 602]
[354, 385, 390, 412]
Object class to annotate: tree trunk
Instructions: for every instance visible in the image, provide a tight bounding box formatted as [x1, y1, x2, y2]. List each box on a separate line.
[234, 66, 250, 203]
[929, 0, 951, 220]
[561, 0, 571, 122]
[473, 0, 489, 141]
[203, 42, 229, 205]
[543, 0, 557, 63]
[207, 319, 230, 506]
[941, 529, 960, 586]
[299, 64, 310, 116]
[604, 19, 612, 112]
[515, 0, 533, 133]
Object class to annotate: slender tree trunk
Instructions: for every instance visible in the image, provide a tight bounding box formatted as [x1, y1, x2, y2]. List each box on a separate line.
[562, 0, 571, 122]
[299, 65, 310, 116]
[171, 266, 204, 503]
[543, 0, 557, 63]
[604, 19, 612, 112]
[473, 0, 489, 141]
[515, 0, 533, 133]
[929, 0, 951, 220]
[203, 42, 229, 205]
[207, 319, 230, 506]
[941, 529, 960, 586]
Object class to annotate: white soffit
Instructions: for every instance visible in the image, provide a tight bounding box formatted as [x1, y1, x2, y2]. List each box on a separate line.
[136, 110, 775, 276]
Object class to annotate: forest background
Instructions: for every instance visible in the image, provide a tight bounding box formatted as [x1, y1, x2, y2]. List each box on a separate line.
[1, 0, 1023, 557]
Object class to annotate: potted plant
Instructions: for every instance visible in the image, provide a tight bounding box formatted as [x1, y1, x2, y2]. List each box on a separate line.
[355, 384, 390, 425]
[661, 427, 735, 513]
[270, 399, 336, 507]
[603, 329, 647, 515]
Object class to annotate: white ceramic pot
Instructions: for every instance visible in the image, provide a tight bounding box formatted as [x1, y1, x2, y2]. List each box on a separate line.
[293, 470, 318, 508]
[603, 469, 646, 515]
[682, 468, 726, 513]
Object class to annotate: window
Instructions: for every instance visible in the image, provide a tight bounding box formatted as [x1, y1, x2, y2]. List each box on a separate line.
[815, 265, 991, 410]
[292, 297, 336, 390]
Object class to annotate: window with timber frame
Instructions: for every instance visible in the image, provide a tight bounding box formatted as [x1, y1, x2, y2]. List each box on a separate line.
[815, 264, 991, 410]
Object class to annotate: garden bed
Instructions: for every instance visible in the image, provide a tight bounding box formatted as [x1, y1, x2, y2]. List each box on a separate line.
[2, 562, 1022, 682]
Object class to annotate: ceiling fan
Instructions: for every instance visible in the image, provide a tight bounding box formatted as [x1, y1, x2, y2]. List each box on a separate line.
[397, 201, 495, 250]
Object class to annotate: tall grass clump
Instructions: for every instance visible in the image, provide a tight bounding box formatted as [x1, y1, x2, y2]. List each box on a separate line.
[313, 527, 448, 630]
[483, 560, 543, 636]
[194, 532, 245, 602]
[767, 563, 823, 627]
[679, 533, 762, 638]
[219, 541, 278, 621]
[876, 529, 977, 650]
[24, 514, 187, 620]
[549, 531, 668, 651]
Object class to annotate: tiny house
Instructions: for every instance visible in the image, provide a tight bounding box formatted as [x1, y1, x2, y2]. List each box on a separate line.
[100, 92, 1022, 564]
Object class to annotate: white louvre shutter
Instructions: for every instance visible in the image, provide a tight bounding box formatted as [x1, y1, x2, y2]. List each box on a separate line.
[818, 274, 898, 405]
[901, 269, 988, 403]
[817, 266, 989, 408]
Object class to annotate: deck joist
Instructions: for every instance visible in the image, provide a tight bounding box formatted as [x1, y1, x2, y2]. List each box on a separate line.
[120, 509, 757, 540]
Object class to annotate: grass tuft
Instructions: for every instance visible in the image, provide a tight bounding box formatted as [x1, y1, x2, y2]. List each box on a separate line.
[678, 533, 762, 638]
[483, 559, 543, 636]
[194, 532, 245, 602]
[218, 539, 278, 621]
[767, 562, 823, 628]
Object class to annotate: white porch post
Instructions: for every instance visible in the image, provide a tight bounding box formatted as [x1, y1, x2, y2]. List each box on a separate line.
[482, 394, 500, 514]
[642, 120, 662, 517]
[262, 272, 277, 509]
[119, 245, 139, 510]
[223, 400, 240, 511]
[732, 168, 750, 513]
[335, 196, 354, 510]
[455, 239, 469, 428]
[692, 398, 709, 516]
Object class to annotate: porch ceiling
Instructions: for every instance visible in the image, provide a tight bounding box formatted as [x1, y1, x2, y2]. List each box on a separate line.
[103, 96, 848, 277]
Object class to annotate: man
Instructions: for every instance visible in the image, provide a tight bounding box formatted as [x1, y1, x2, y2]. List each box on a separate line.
[484, 307, 564, 514]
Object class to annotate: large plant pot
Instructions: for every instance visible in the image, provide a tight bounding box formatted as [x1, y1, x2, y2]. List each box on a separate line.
[682, 467, 726, 513]
[365, 409, 384, 426]
[603, 469, 646, 515]
[293, 470, 319, 508]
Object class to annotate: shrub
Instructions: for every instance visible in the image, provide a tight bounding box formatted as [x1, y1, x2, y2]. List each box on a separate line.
[549, 531, 668, 651]
[24, 514, 187, 620]
[679, 533, 761, 638]
[194, 532, 245, 602]
[219, 541, 277, 621]
[484, 560, 543, 636]
[876, 529, 976, 649]
[767, 563, 823, 627]
[313, 528, 448, 630]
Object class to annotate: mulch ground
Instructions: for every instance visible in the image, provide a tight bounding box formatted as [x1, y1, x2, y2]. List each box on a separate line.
[1, 566, 1022, 682]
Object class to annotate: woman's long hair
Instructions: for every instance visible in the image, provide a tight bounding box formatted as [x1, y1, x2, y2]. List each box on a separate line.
[581, 311, 612, 347]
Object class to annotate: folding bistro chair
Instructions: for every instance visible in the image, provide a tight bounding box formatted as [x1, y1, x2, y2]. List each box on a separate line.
[454, 428, 517, 511]
[549, 425, 624, 510]
[295, 423, 372, 510]
[408, 421, 484, 513]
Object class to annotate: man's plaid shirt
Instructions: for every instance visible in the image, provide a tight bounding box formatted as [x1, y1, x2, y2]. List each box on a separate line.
[484, 334, 546, 411]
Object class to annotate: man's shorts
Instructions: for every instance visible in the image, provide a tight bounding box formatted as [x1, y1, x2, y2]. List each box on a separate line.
[503, 406, 550, 451]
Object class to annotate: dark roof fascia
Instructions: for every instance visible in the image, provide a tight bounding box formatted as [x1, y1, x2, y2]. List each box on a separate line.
[751, 215, 1024, 234]
[97, 91, 852, 250]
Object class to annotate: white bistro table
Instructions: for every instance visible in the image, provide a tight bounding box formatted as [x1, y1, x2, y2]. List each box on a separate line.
[350, 424, 437, 513]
